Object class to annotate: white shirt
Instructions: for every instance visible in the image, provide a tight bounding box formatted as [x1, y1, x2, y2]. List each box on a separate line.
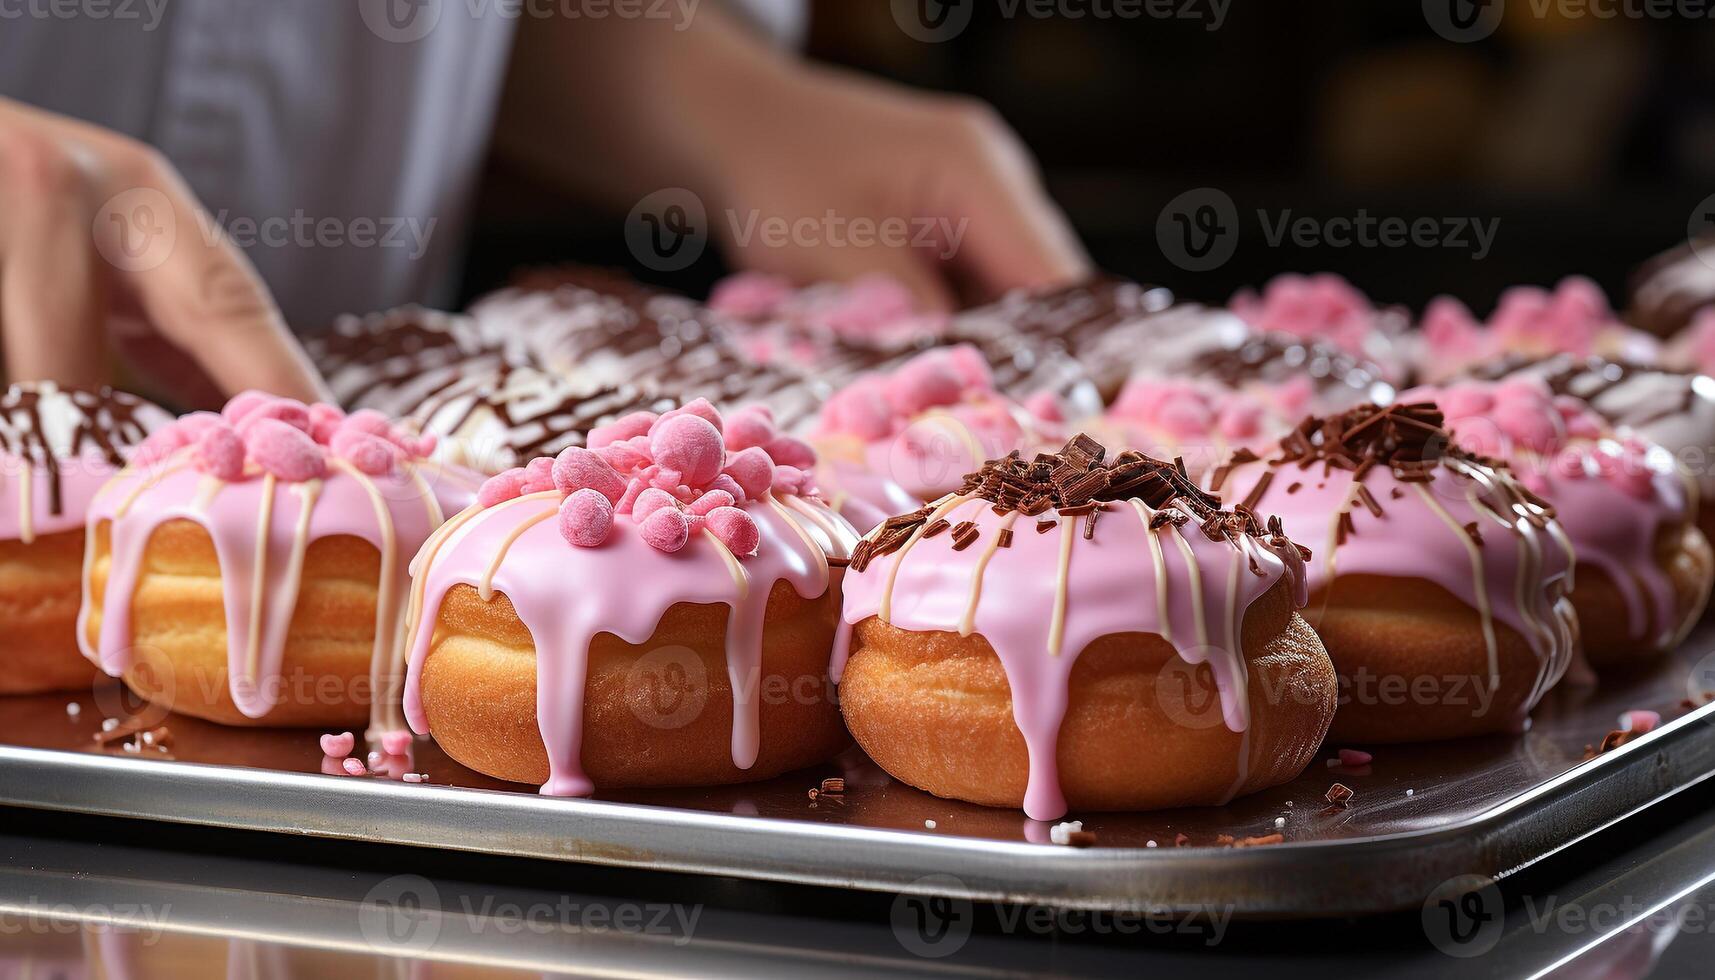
[0, 0, 805, 330]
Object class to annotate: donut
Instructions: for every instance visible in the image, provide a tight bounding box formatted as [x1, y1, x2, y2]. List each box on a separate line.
[403, 398, 858, 793]
[1228, 272, 1412, 379]
[835, 435, 1336, 820]
[1663, 309, 1715, 377]
[811, 345, 1056, 530]
[1098, 377, 1286, 479]
[1628, 233, 1715, 337]
[79, 393, 480, 732]
[1418, 278, 1660, 383]
[1472, 354, 1715, 545]
[307, 305, 527, 418]
[1213, 403, 1578, 742]
[468, 273, 822, 430]
[1412, 378, 1713, 667]
[0, 382, 171, 694]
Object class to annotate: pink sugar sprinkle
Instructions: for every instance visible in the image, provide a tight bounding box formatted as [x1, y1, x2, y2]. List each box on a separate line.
[723, 447, 775, 499]
[235, 399, 313, 436]
[1338, 749, 1373, 767]
[705, 506, 760, 556]
[222, 390, 272, 424]
[1621, 709, 1661, 734]
[381, 730, 413, 755]
[195, 424, 246, 481]
[650, 414, 726, 487]
[632, 487, 680, 524]
[332, 430, 400, 476]
[559, 488, 615, 548]
[766, 435, 817, 470]
[342, 757, 367, 776]
[478, 467, 527, 508]
[588, 411, 657, 449]
[244, 418, 327, 482]
[688, 489, 736, 516]
[639, 505, 691, 553]
[724, 407, 777, 451]
[520, 456, 557, 495]
[553, 446, 627, 503]
[319, 731, 355, 758]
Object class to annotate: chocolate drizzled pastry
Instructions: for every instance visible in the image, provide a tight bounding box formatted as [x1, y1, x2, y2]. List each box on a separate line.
[309, 306, 524, 417]
[0, 383, 163, 517]
[1189, 332, 1397, 408]
[1627, 233, 1715, 337]
[849, 434, 1306, 573]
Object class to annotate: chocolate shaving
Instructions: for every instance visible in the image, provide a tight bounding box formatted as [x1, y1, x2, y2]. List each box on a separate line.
[820, 777, 845, 794]
[997, 528, 1014, 549]
[1037, 519, 1057, 534]
[1325, 783, 1354, 807]
[1066, 830, 1099, 848]
[921, 518, 952, 539]
[950, 522, 980, 551]
[826, 556, 851, 569]
[1464, 521, 1484, 545]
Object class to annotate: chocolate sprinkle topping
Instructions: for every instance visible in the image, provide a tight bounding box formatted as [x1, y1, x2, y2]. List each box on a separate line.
[849, 434, 1307, 572]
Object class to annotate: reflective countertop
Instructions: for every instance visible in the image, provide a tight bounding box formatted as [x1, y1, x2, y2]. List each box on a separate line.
[4, 779, 1715, 979]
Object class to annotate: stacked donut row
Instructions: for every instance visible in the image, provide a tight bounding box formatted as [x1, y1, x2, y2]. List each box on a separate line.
[2, 255, 1711, 827]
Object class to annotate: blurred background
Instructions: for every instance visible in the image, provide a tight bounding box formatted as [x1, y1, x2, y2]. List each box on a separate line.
[465, 1, 1715, 312]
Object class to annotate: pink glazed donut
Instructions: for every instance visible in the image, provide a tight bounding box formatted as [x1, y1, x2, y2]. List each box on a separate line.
[834, 435, 1336, 821]
[1215, 403, 1578, 743]
[1409, 378, 1713, 667]
[79, 393, 480, 734]
[404, 399, 859, 794]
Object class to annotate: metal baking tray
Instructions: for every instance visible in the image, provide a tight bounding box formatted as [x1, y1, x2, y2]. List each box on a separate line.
[3, 629, 1715, 917]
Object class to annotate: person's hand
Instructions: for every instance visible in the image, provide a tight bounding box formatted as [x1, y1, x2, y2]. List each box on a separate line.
[700, 66, 1092, 312]
[0, 97, 327, 403]
[497, 9, 1090, 312]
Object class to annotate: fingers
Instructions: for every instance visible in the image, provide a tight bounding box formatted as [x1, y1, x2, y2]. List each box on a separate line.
[0, 132, 112, 388]
[96, 153, 331, 404]
[940, 113, 1092, 298]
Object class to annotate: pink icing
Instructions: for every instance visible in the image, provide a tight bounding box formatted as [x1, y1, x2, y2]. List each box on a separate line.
[836, 479, 1309, 822]
[1217, 419, 1577, 730]
[1408, 379, 1692, 645]
[404, 399, 860, 797]
[1418, 278, 1662, 381]
[710, 272, 949, 371]
[79, 393, 481, 737]
[1102, 378, 1283, 478]
[815, 346, 1043, 509]
[1229, 273, 1397, 360]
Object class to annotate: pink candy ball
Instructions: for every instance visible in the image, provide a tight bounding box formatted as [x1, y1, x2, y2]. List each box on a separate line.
[222, 390, 273, 425]
[236, 399, 313, 437]
[244, 418, 327, 482]
[332, 429, 400, 476]
[705, 506, 760, 556]
[195, 424, 247, 481]
[688, 489, 736, 516]
[632, 487, 681, 524]
[478, 468, 528, 508]
[639, 505, 691, 553]
[553, 446, 627, 503]
[520, 456, 558, 495]
[653, 398, 724, 435]
[559, 488, 615, 548]
[766, 436, 816, 470]
[650, 414, 726, 487]
[724, 407, 777, 451]
[885, 356, 964, 417]
[588, 411, 657, 449]
[723, 447, 775, 499]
